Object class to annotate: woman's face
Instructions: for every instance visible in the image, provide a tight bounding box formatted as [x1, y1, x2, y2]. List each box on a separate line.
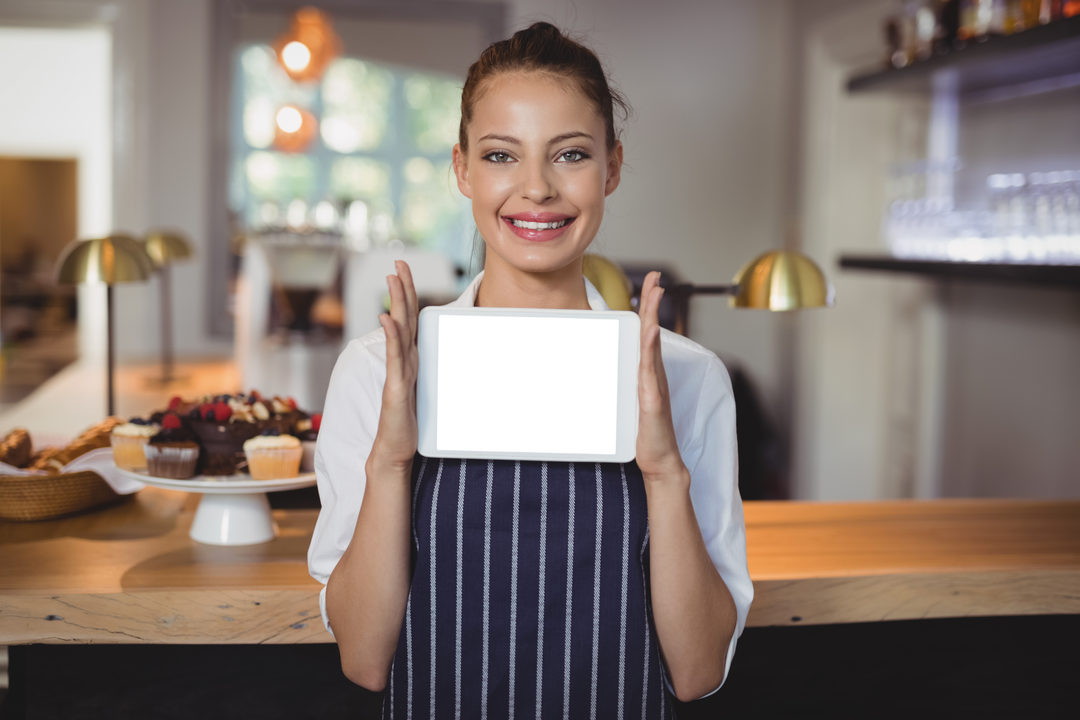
[453, 72, 622, 275]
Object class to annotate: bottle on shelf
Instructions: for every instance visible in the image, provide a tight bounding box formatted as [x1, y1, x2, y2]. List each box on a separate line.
[1043, 0, 1062, 22]
[998, 0, 1018, 34]
[1021, 0, 1044, 27]
[885, 14, 906, 67]
[958, 0, 995, 39]
[914, 0, 938, 59]
[935, 0, 962, 53]
[958, 0, 979, 39]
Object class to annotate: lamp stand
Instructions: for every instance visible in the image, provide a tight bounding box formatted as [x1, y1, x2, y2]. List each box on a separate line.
[161, 264, 174, 381]
[145, 264, 189, 387]
[107, 284, 115, 417]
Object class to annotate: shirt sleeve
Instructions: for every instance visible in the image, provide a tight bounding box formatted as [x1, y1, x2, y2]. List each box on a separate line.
[307, 332, 388, 635]
[664, 333, 754, 694]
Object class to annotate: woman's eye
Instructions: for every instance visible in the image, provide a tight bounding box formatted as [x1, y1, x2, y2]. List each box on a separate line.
[557, 150, 587, 163]
[484, 151, 512, 164]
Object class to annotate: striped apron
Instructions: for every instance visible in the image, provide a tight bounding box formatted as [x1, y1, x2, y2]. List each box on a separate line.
[384, 457, 672, 719]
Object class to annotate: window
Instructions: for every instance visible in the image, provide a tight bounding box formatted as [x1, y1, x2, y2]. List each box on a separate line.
[230, 44, 472, 268]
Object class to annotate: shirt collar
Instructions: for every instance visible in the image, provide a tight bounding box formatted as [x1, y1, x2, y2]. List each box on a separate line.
[449, 270, 611, 311]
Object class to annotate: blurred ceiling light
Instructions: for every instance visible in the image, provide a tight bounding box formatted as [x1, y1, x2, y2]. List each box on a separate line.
[274, 104, 317, 153]
[273, 7, 341, 83]
[276, 106, 303, 133]
[281, 41, 312, 73]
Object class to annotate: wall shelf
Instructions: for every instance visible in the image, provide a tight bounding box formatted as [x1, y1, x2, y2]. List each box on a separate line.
[838, 255, 1080, 288]
[847, 16, 1080, 101]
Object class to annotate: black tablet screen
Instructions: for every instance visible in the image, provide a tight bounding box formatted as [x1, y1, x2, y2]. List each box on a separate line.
[438, 319, 613, 451]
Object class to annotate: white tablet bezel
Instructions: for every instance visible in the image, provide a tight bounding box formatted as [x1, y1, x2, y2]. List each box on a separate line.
[417, 306, 640, 463]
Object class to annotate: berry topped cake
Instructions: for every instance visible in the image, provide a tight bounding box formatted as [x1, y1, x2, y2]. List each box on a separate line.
[163, 390, 305, 476]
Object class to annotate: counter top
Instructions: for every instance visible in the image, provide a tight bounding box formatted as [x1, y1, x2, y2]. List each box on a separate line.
[745, 499, 1080, 626]
[2, 490, 1078, 644]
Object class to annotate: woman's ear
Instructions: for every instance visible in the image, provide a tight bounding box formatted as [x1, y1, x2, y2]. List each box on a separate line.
[453, 144, 473, 199]
[604, 141, 623, 197]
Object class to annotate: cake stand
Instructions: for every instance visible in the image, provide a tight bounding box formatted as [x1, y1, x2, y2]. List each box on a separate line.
[118, 469, 316, 546]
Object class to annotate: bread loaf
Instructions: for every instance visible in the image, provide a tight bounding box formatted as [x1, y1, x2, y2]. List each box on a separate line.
[23, 417, 125, 473]
[0, 428, 32, 468]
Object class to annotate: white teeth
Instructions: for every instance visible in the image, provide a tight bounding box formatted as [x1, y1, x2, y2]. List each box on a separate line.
[510, 218, 568, 230]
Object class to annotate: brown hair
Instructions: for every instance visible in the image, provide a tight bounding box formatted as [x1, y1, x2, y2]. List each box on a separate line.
[458, 22, 630, 153]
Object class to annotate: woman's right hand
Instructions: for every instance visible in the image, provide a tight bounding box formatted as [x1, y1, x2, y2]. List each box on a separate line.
[371, 260, 420, 474]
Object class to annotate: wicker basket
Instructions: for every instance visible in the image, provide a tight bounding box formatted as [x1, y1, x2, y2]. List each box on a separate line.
[0, 470, 125, 522]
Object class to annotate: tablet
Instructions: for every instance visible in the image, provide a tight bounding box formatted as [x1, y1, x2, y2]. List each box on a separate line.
[417, 306, 640, 463]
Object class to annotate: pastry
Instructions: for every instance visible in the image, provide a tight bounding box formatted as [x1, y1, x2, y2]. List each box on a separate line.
[27, 417, 126, 473]
[0, 428, 32, 468]
[243, 430, 302, 480]
[143, 414, 200, 479]
[110, 419, 160, 471]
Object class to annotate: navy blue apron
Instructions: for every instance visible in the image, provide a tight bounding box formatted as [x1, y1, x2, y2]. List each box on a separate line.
[384, 457, 672, 719]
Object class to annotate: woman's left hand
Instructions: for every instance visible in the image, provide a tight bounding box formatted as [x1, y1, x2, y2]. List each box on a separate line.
[636, 271, 688, 482]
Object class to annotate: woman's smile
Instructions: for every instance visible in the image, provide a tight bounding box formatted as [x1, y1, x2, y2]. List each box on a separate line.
[502, 212, 577, 241]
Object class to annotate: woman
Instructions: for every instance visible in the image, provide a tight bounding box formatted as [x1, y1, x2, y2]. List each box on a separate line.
[309, 22, 753, 718]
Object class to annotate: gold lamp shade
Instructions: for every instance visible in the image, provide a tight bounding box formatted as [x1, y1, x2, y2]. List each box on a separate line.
[56, 234, 154, 285]
[143, 231, 194, 269]
[730, 250, 833, 311]
[582, 254, 634, 311]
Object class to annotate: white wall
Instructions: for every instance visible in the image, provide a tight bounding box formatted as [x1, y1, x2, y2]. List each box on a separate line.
[140, 0, 231, 359]
[0, 26, 112, 362]
[115, 0, 232, 361]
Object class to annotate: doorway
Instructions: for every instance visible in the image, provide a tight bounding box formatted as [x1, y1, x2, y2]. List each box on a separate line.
[0, 157, 80, 409]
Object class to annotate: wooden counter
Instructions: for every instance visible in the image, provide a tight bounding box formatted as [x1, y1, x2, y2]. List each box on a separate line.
[746, 499, 1080, 626]
[2, 490, 1079, 644]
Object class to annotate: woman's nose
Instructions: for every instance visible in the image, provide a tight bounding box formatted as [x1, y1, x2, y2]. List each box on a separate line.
[519, 159, 556, 204]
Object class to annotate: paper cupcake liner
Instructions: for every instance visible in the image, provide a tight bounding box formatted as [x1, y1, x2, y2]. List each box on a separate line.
[143, 445, 200, 479]
[111, 435, 150, 471]
[300, 440, 317, 473]
[246, 447, 303, 480]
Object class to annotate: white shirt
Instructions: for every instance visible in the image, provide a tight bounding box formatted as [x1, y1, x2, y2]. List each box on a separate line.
[308, 272, 753, 689]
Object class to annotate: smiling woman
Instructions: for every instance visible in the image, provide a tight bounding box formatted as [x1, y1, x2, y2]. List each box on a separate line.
[311, 22, 752, 719]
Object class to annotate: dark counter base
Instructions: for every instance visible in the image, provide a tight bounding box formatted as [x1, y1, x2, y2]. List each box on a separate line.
[2, 615, 1076, 719]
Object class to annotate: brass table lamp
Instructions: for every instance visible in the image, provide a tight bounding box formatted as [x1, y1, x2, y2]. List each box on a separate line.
[142, 231, 194, 384]
[666, 250, 833, 335]
[56, 234, 154, 415]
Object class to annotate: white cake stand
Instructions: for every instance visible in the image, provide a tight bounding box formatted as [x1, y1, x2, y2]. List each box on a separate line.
[118, 469, 316, 546]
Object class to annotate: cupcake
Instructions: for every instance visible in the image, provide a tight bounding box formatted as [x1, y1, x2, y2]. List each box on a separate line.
[111, 418, 160, 471]
[294, 413, 320, 472]
[143, 413, 200, 479]
[243, 429, 302, 480]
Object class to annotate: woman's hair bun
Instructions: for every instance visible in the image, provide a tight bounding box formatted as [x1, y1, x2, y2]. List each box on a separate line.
[459, 22, 630, 152]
